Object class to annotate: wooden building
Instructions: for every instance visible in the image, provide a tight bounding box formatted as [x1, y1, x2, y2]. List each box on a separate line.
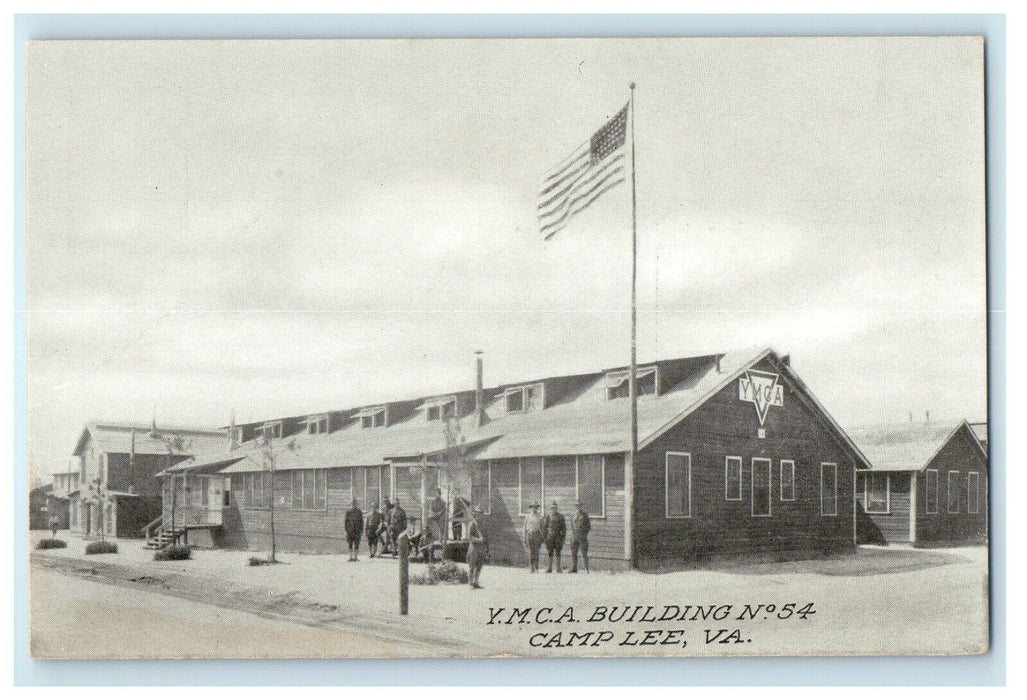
[43, 469, 79, 531]
[158, 347, 869, 570]
[850, 420, 988, 546]
[68, 422, 225, 539]
[29, 484, 52, 530]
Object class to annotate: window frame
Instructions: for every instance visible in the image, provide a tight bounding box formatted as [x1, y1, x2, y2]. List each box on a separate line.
[665, 451, 692, 519]
[820, 462, 838, 517]
[925, 469, 939, 514]
[574, 454, 607, 519]
[425, 397, 457, 422]
[967, 471, 980, 514]
[947, 470, 960, 514]
[779, 459, 796, 502]
[290, 469, 328, 512]
[604, 366, 658, 400]
[724, 456, 743, 501]
[751, 457, 773, 517]
[864, 471, 890, 514]
[505, 383, 544, 414]
[518, 457, 543, 516]
[359, 407, 387, 429]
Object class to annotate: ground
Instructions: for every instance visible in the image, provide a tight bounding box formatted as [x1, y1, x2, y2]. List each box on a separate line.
[29, 532, 989, 659]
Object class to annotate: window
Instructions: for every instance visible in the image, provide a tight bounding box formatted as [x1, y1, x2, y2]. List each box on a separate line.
[471, 462, 491, 514]
[291, 469, 327, 511]
[493, 459, 519, 488]
[519, 457, 542, 515]
[243, 472, 263, 510]
[426, 398, 456, 422]
[544, 456, 576, 512]
[725, 456, 742, 501]
[605, 366, 657, 400]
[259, 422, 283, 440]
[780, 460, 795, 502]
[306, 415, 329, 434]
[506, 384, 542, 413]
[967, 472, 980, 514]
[820, 462, 838, 516]
[947, 471, 960, 514]
[665, 452, 692, 518]
[864, 472, 890, 514]
[925, 469, 939, 514]
[359, 407, 386, 429]
[751, 458, 772, 517]
[576, 454, 605, 517]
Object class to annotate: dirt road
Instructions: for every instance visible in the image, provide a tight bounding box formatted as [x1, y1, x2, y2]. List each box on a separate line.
[31, 561, 441, 659]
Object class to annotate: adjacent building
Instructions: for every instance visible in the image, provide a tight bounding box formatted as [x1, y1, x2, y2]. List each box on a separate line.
[68, 422, 226, 539]
[851, 420, 989, 546]
[156, 347, 872, 570]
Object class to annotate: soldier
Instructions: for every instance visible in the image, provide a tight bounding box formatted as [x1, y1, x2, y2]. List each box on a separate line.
[569, 500, 591, 573]
[389, 498, 407, 558]
[542, 501, 566, 574]
[344, 498, 364, 562]
[379, 496, 394, 554]
[365, 502, 383, 558]
[425, 487, 447, 563]
[522, 503, 545, 572]
[466, 506, 488, 589]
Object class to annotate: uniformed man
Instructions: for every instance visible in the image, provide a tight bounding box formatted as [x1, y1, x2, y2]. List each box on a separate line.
[569, 500, 591, 573]
[379, 496, 394, 554]
[365, 502, 383, 558]
[344, 498, 364, 562]
[522, 503, 545, 573]
[542, 501, 566, 574]
[425, 487, 447, 563]
[389, 498, 407, 558]
[466, 506, 488, 589]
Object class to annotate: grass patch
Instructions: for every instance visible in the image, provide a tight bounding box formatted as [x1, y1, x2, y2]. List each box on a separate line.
[35, 538, 67, 550]
[411, 559, 468, 585]
[154, 544, 192, 561]
[85, 540, 118, 555]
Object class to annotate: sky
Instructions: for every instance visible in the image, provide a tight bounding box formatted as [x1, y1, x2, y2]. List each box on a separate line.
[25, 37, 987, 480]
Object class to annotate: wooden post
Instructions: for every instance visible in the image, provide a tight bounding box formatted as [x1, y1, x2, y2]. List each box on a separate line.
[398, 531, 410, 615]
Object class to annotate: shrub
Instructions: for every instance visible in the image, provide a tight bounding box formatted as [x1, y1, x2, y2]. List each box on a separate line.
[249, 556, 271, 566]
[154, 544, 191, 561]
[36, 538, 67, 550]
[410, 559, 468, 585]
[85, 540, 118, 555]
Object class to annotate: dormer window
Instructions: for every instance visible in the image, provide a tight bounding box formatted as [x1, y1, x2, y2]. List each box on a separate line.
[505, 383, 543, 413]
[358, 406, 386, 429]
[306, 415, 329, 435]
[605, 366, 657, 400]
[425, 397, 456, 422]
[258, 422, 283, 440]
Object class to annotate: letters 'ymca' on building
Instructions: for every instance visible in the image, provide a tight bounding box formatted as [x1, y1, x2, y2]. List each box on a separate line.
[154, 346, 875, 570]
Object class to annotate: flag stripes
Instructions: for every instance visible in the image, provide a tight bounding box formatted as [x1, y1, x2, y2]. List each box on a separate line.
[539, 103, 629, 240]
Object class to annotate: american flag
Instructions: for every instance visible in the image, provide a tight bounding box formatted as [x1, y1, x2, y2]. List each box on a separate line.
[538, 103, 628, 240]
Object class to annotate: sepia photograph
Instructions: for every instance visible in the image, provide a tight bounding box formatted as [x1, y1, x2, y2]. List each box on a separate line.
[24, 36, 989, 659]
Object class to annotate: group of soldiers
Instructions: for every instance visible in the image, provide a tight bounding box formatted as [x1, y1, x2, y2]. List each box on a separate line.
[342, 488, 489, 589]
[342, 495, 409, 562]
[522, 500, 591, 574]
[340, 490, 593, 586]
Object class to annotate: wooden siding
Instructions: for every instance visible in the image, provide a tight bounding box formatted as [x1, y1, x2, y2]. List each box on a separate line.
[914, 427, 989, 546]
[632, 356, 857, 568]
[857, 472, 912, 543]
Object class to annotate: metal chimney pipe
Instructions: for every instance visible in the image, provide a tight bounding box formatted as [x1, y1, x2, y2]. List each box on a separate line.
[475, 351, 484, 427]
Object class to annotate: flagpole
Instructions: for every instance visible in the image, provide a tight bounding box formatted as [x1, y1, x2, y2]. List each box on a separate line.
[625, 82, 638, 570]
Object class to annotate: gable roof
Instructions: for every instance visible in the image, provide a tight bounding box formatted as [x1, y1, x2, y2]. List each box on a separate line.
[72, 422, 226, 458]
[969, 421, 988, 450]
[172, 346, 868, 475]
[849, 419, 987, 472]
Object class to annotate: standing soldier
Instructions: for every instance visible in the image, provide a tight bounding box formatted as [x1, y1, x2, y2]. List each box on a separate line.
[569, 500, 591, 573]
[542, 501, 566, 574]
[389, 498, 407, 558]
[466, 506, 488, 589]
[522, 503, 545, 572]
[425, 487, 447, 563]
[379, 496, 394, 554]
[344, 498, 364, 562]
[365, 502, 383, 558]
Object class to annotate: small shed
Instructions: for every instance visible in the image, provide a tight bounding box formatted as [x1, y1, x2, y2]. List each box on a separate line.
[851, 420, 988, 546]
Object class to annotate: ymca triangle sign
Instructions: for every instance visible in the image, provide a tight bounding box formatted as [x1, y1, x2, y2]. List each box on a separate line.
[738, 369, 784, 425]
